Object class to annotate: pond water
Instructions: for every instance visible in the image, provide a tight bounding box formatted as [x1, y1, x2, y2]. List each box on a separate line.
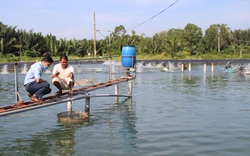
[1, 61, 250, 156]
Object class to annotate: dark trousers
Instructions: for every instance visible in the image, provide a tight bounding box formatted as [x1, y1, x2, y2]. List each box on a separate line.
[25, 81, 51, 99]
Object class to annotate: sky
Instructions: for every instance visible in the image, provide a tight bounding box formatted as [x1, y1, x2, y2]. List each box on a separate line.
[1, 0, 250, 40]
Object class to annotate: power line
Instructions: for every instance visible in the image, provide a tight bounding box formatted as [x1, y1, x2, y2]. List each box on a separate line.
[127, 0, 179, 30]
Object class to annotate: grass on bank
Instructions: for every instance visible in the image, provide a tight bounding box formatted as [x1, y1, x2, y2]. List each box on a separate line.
[0, 53, 250, 63]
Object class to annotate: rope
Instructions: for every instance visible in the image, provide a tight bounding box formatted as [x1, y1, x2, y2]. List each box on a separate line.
[16, 91, 23, 102]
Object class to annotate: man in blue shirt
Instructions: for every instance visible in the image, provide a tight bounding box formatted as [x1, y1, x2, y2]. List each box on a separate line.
[24, 54, 54, 103]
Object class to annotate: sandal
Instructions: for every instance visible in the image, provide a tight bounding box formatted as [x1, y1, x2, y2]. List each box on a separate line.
[54, 91, 62, 96]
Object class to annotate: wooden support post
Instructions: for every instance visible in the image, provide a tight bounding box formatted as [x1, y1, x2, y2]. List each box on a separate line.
[115, 84, 119, 103]
[128, 80, 132, 96]
[204, 64, 206, 73]
[67, 98, 72, 112]
[188, 63, 191, 72]
[85, 97, 90, 113]
[109, 57, 112, 80]
[181, 63, 184, 72]
[14, 63, 19, 103]
[211, 63, 214, 72]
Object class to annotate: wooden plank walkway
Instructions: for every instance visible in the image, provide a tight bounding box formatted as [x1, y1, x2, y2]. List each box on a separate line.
[0, 76, 135, 117]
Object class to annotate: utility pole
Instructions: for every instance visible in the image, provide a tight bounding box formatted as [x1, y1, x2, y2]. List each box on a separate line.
[93, 12, 97, 58]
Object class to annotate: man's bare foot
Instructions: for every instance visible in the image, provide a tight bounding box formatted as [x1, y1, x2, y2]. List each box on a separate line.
[30, 95, 44, 104]
[54, 91, 62, 97]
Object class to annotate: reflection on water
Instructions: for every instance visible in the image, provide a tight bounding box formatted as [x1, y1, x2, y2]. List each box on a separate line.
[0, 97, 137, 156]
[1, 63, 250, 155]
[0, 122, 80, 155]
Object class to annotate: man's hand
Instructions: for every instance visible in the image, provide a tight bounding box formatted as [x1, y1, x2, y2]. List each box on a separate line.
[69, 73, 74, 79]
[52, 72, 60, 78]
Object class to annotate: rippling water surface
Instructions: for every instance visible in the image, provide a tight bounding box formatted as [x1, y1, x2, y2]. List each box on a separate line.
[1, 62, 250, 156]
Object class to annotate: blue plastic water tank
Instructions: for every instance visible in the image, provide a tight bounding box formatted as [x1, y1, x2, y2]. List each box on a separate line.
[121, 45, 136, 68]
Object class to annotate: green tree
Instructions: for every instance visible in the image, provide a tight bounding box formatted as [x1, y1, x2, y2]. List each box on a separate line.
[204, 24, 231, 54]
[183, 23, 203, 55]
[44, 33, 58, 56]
[164, 28, 183, 57]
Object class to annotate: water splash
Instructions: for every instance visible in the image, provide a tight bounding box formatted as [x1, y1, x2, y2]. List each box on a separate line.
[168, 61, 182, 72]
[243, 63, 250, 75]
[102, 60, 121, 73]
[21, 64, 28, 74]
[244, 63, 250, 72]
[102, 60, 185, 73]
[103, 60, 121, 66]
[1, 65, 9, 74]
[135, 62, 144, 73]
